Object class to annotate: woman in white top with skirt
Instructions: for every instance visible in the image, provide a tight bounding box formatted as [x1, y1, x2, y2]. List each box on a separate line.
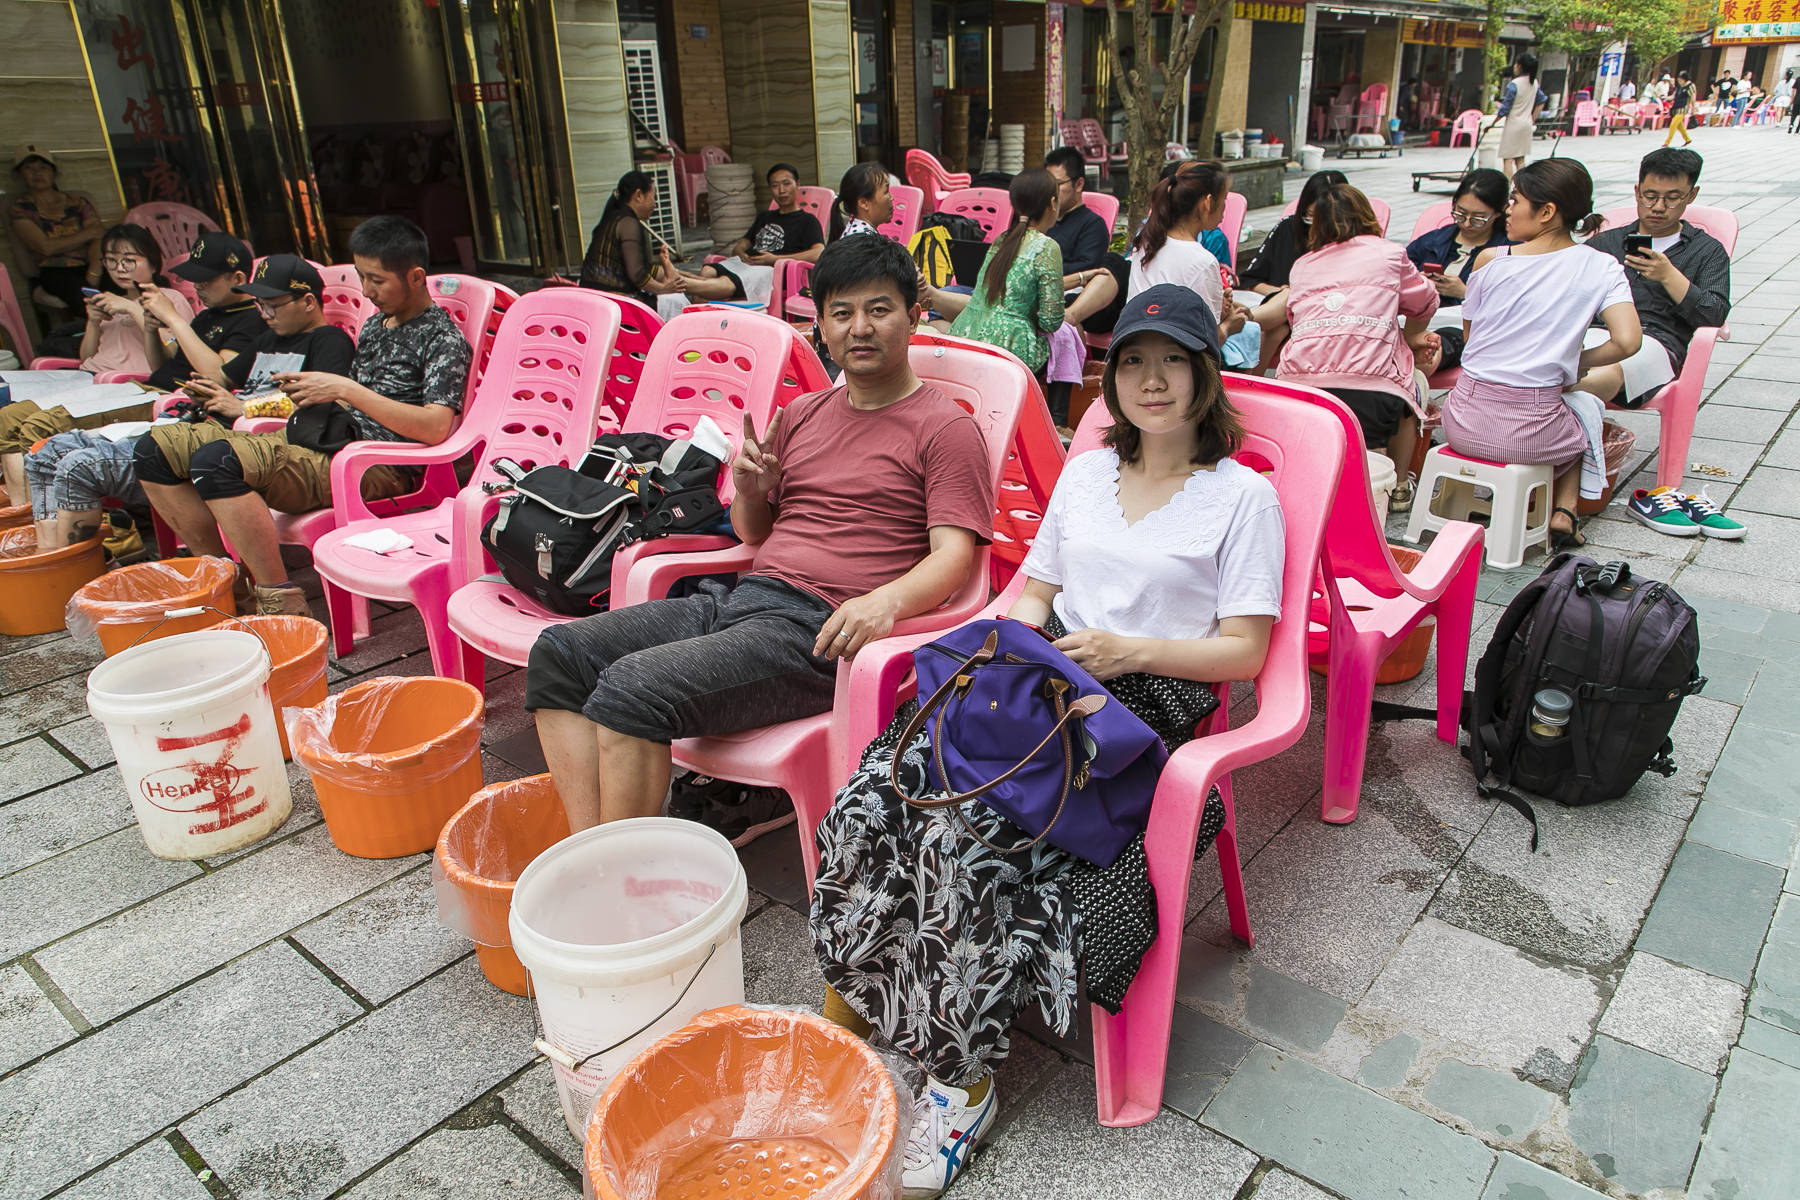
[809, 285, 1283, 1199]
[1443, 159, 1641, 549]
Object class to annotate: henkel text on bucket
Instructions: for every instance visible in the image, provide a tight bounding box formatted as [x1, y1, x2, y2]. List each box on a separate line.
[86, 627, 292, 860]
[508, 817, 748, 1139]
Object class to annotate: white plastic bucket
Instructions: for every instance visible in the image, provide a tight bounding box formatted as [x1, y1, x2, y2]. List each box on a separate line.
[1366, 451, 1398, 526]
[86, 627, 292, 860]
[1300, 145, 1325, 171]
[1221, 133, 1245, 159]
[510, 817, 749, 1139]
[1477, 145, 1499, 169]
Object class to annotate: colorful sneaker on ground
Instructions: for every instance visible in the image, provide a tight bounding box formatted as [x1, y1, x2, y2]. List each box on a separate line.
[1627, 487, 1701, 537]
[1675, 487, 1746, 540]
[901, 1076, 997, 1199]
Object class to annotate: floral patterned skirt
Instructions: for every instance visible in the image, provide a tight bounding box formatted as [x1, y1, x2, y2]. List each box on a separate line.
[809, 644, 1223, 1088]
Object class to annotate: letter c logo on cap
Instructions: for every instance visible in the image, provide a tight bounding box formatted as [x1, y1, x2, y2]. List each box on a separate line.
[1145, 303, 1162, 314]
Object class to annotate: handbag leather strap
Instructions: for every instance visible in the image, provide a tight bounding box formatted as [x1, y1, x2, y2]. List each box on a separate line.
[893, 629, 1107, 854]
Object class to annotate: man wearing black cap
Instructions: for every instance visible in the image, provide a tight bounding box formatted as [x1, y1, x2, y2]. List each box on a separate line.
[177, 254, 355, 421]
[138, 231, 265, 391]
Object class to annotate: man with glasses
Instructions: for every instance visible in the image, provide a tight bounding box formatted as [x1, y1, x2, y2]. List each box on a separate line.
[138, 231, 265, 392]
[1580, 148, 1730, 412]
[1042, 148, 1125, 335]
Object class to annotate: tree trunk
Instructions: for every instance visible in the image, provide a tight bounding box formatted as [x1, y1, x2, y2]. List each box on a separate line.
[1105, 0, 1227, 233]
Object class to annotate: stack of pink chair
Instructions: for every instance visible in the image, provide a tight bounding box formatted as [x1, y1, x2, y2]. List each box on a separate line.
[904, 148, 971, 216]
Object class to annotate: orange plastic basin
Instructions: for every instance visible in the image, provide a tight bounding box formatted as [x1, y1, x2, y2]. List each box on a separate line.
[70, 557, 238, 656]
[1309, 544, 1437, 686]
[237, 615, 329, 760]
[588, 1006, 900, 1200]
[0, 503, 29, 530]
[0, 529, 106, 636]
[435, 773, 570, 994]
[293, 676, 485, 858]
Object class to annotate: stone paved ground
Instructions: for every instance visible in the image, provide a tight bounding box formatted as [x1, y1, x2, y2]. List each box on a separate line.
[3, 124, 1798, 1200]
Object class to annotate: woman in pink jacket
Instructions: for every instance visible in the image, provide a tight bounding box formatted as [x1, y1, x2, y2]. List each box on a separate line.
[1274, 184, 1440, 509]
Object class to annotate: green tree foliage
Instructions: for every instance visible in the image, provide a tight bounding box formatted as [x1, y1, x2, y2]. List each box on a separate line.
[1529, 0, 1688, 81]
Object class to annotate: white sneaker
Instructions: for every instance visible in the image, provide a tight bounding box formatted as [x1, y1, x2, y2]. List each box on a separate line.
[901, 1075, 997, 1199]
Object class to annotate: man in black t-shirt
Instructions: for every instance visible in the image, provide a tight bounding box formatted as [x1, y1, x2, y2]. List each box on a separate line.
[668, 162, 826, 302]
[1043, 147, 1123, 334]
[178, 255, 356, 419]
[138, 231, 266, 391]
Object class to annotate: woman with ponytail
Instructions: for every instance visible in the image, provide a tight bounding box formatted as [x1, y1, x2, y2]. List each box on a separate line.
[1443, 159, 1641, 548]
[578, 170, 681, 302]
[831, 162, 895, 240]
[935, 168, 1065, 373]
[1127, 160, 1230, 314]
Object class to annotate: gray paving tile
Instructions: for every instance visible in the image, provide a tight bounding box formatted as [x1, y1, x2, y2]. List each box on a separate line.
[1423, 1059, 1554, 1141]
[1708, 722, 1800, 820]
[326, 607, 433, 677]
[1596, 952, 1746, 1073]
[1636, 842, 1784, 985]
[1694, 512, 1800, 583]
[36, 824, 419, 1023]
[1430, 796, 1687, 970]
[1163, 1003, 1255, 1117]
[0, 825, 199, 961]
[181, 959, 535, 1200]
[1684, 592, 1774, 634]
[0, 735, 80, 802]
[1733, 465, 1800, 517]
[340, 1125, 576, 1198]
[1748, 895, 1800, 1034]
[1250, 1169, 1340, 1200]
[1480, 1153, 1610, 1200]
[1693, 404, 1788, 445]
[0, 942, 359, 1198]
[0, 636, 103, 696]
[0, 630, 74, 657]
[1627, 693, 1738, 821]
[1566, 1034, 1713, 1195]
[1191, 764, 1474, 1003]
[1356, 1032, 1420, 1090]
[1705, 376, 1800, 411]
[1673, 564, 1800, 614]
[1764, 427, 1800, 469]
[740, 899, 826, 1011]
[1739, 1016, 1800, 1068]
[1738, 656, 1800, 733]
[0, 673, 92, 737]
[45, 715, 115, 768]
[1243, 964, 1346, 1052]
[1697, 647, 1760, 705]
[0, 766, 133, 876]
[1686, 799, 1797, 866]
[1360, 919, 1603, 1090]
[57, 1137, 214, 1200]
[292, 864, 469, 1004]
[947, 1063, 1257, 1199]
[498, 1059, 583, 1169]
[0, 962, 75, 1073]
[1686, 1047, 1800, 1200]
[1202, 1045, 1494, 1200]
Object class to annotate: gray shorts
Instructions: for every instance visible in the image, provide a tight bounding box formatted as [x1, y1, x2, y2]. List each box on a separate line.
[24, 431, 145, 522]
[525, 575, 837, 743]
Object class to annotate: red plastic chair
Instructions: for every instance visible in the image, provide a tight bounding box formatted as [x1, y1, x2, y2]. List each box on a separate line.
[1262, 379, 1485, 823]
[311, 288, 623, 678]
[1599, 203, 1736, 489]
[124, 202, 221, 266]
[1284, 194, 1390, 235]
[1572, 101, 1603, 136]
[1448, 109, 1483, 147]
[937, 187, 1012, 241]
[0, 264, 32, 362]
[879, 184, 925, 243]
[905, 149, 972, 216]
[614, 336, 1035, 892]
[443, 308, 828, 677]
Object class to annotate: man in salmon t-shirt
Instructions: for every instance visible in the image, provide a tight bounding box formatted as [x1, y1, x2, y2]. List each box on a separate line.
[527, 235, 996, 833]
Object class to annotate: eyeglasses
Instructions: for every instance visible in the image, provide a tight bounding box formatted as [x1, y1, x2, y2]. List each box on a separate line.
[1049, 174, 1076, 190]
[1450, 209, 1495, 227]
[254, 297, 295, 315]
[102, 255, 144, 269]
[1636, 187, 1694, 209]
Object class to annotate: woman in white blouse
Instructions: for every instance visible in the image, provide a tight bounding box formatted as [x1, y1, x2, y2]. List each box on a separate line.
[809, 284, 1283, 1199]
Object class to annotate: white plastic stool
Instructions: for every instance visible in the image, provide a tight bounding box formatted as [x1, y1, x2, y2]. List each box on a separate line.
[1403, 445, 1553, 570]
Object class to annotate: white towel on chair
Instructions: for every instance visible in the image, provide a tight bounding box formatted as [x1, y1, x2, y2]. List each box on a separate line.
[342, 529, 413, 554]
[1562, 388, 1608, 501]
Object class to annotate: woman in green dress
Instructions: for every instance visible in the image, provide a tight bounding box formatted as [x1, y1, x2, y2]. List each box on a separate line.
[925, 169, 1065, 374]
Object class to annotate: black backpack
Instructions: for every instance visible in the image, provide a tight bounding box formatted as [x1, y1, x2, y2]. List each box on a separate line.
[1465, 554, 1705, 847]
[480, 432, 728, 616]
[918, 211, 987, 242]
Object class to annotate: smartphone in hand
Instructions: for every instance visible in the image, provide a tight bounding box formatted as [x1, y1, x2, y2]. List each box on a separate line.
[81, 286, 102, 298]
[1422, 262, 1443, 276]
[1622, 234, 1653, 257]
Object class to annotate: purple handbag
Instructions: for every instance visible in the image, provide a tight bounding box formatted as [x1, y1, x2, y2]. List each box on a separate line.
[893, 618, 1168, 868]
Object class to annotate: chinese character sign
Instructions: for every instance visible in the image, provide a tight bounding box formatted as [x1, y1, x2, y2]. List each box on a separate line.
[1715, 0, 1800, 41]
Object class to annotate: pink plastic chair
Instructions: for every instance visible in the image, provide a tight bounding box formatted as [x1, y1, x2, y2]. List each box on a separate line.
[1355, 84, 1389, 134]
[1638, 102, 1669, 130]
[1262, 379, 1484, 823]
[0, 263, 33, 362]
[615, 336, 1035, 893]
[125, 202, 221, 266]
[1408, 201, 1454, 242]
[595, 292, 663, 432]
[1283, 193, 1390, 235]
[1217, 192, 1247, 271]
[311, 289, 622, 678]
[905, 149, 972, 216]
[793, 186, 835, 230]
[937, 187, 1012, 241]
[699, 145, 731, 169]
[317, 264, 379, 343]
[779, 259, 818, 324]
[666, 142, 707, 227]
[443, 309, 828, 677]
[1081, 191, 1121, 236]
[1448, 109, 1483, 147]
[879, 185, 925, 243]
[1571, 101, 1602, 136]
[1599, 203, 1735, 489]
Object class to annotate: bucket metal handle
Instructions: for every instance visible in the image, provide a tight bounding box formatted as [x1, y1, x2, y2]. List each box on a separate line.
[529, 941, 719, 1074]
[124, 603, 271, 656]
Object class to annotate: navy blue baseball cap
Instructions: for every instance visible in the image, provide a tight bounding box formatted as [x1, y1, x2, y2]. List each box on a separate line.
[1107, 283, 1222, 365]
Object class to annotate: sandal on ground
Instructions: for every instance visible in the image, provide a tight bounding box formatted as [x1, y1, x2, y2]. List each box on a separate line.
[1550, 506, 1586, 551]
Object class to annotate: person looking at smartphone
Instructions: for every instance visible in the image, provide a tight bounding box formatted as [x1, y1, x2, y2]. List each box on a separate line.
[76, 223, 192, 376]
[1403, 168, 1511, 373]
[180, 255, 355, 422]
[1578, 148, 1729, 410]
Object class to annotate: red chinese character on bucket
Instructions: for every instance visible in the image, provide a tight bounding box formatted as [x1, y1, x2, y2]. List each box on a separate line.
[144, 713, 269, 834]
